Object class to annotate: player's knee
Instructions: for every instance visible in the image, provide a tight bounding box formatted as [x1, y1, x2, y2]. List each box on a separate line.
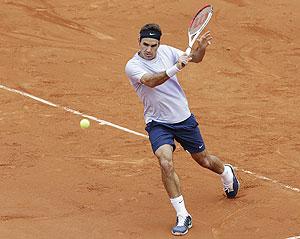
[196, 155, 210, 168]
[201, 156, 211, 168]
[155, 145, 174, 176]
[191, 150, 210, 168]
[159, 157, 174, 176]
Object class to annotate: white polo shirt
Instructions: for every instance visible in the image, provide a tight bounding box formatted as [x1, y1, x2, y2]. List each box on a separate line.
[125, 44, 191, 124]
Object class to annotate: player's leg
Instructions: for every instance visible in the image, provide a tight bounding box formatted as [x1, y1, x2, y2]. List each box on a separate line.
[145, 122, 180, 198]
[173, 114, 239, 198]
[154, 144, 192, 236]
[191, 150, 239, 198]
[155, 144, 181, 198]
[146, 120, 192, 235]
[190, 149, 224, 174]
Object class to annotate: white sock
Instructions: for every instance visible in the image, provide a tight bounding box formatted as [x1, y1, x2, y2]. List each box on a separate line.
[170, 195, 189, 217]
[220, 165, 233, 186]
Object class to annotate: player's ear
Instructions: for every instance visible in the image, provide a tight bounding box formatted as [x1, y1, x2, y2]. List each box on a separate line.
[137, 35, 141, 45]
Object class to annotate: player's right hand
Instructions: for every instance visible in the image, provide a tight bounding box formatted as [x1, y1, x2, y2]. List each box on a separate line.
[176, 54, 192, 69]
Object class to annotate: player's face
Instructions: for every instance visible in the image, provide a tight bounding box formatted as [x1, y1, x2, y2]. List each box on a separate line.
[139, 38, 160, 60]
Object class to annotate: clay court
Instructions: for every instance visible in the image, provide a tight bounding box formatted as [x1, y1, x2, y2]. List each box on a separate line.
[0, 0, 299, 238]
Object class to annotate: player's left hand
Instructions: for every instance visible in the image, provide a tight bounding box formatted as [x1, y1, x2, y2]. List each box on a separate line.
[197, 31, 213, 48]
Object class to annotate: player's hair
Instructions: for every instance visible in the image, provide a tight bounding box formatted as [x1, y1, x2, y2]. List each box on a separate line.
[139, 23, 162, 42]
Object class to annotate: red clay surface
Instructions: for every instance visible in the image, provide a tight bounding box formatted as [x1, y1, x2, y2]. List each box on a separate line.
[1, 0, 299, 238]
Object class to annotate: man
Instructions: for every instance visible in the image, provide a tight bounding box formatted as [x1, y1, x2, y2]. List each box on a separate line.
[125, 23, 239, 236]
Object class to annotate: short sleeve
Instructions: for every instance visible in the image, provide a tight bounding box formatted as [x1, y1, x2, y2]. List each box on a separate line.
[168, 46, 184, 62]
[125, 60, 147, 85]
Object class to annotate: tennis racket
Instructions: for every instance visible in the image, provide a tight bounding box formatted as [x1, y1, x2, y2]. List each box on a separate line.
[185, 5, 213, 55]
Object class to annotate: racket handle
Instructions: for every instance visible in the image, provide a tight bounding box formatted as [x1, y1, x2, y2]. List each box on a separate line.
[181, 47, 191, 67]
[185, 47, 191, 55]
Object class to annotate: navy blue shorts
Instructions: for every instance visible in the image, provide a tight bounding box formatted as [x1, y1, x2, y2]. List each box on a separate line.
[145, 114, 206, 154]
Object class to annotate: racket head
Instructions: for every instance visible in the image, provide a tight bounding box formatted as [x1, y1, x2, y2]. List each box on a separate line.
[187, 5, 213, 46]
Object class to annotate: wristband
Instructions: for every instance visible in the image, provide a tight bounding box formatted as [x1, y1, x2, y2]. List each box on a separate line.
[166, 64, 181, 78]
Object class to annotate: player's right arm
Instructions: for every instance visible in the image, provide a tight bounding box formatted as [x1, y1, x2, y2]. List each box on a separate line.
[141, 54, 191, 87]
[140, 72, 169, 88]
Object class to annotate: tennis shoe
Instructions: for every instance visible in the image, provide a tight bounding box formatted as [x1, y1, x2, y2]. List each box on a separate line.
[223, 164, 240, 198]
[171, 214, 192, 236]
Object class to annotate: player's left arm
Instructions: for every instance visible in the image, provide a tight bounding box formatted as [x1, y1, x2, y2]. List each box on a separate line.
[190, 31, 213, 63]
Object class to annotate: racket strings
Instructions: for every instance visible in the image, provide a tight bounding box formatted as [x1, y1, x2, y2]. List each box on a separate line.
[189, 6, 213, 35]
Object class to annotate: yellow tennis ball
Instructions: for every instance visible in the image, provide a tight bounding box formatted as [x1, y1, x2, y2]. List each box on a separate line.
[80, 118, 90, 129]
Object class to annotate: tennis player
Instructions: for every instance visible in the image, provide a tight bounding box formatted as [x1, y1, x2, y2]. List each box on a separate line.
[125, 23, 239, 236]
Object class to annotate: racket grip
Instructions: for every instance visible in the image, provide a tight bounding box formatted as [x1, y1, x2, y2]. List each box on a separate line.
[185, 47, 191, 55]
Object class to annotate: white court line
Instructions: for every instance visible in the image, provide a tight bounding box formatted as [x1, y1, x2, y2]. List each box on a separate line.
[286, 236, 300, 239]
[0, 84, 147, 139]
[1, 83, 300, 194]
[240, 169, 300, 193]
